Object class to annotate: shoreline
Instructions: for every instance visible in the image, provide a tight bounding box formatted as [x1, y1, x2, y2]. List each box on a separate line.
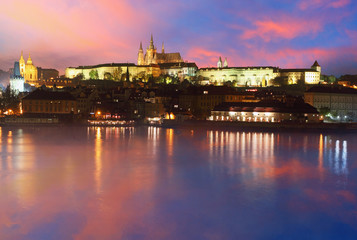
[1, 118, 357, 133]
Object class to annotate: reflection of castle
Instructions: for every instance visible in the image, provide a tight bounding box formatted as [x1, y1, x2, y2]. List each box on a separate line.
[137, 35, 183, 65]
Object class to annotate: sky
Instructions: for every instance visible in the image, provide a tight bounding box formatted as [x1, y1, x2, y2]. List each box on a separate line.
[0, 0, 357, 76]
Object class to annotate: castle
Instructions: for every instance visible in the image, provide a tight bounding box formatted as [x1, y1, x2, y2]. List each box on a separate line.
[137, 35, 183, 65]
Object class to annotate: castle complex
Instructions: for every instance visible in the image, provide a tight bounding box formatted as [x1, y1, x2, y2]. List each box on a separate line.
[65, 36, 322, 86]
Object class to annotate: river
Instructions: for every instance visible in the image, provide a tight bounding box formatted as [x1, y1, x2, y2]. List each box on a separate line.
[0, 126, 356, 239]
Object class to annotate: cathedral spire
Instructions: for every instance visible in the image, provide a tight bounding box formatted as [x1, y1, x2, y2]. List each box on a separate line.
[139, 41, 143, 51]
[162, 42, 165, 53]
[149, 34, 154, 50]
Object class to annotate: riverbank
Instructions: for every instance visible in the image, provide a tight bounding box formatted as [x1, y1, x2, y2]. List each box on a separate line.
[160, 120, 357, 133]
[1, 117, 357, 133]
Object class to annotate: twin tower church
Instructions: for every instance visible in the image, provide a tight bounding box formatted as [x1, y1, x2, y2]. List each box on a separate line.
[10, 52, 38, 92]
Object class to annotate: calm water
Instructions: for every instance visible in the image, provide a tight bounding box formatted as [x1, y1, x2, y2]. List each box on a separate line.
[0, 126, 357, 240]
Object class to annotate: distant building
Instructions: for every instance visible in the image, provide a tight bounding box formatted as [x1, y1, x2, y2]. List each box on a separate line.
[22, 89, 78, 117]
[304, 85, 357, 122]
[37, 67, 59, 80]
[9, 61, 24, 93]
[209, 101, 321, 123]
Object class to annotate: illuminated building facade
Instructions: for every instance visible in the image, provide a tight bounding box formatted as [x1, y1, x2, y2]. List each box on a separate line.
[65, 63, 161, 80]
[209, 101, 321, 123]
[23, 53, 38, 86]
[9, 61, 25, 93]
[198, 65, 279, 86]
[198, 59, 321, 86]
[304, 85, 357, 122]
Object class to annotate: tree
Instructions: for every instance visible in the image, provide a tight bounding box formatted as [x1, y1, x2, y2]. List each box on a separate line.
[271, 76, 288, 86]
[104, 72, 113, 80]
[89, 70, 99, 80]
[0, 85, 21, 113]
[75, 73, 84, 80]
[112, 68, 122, 81]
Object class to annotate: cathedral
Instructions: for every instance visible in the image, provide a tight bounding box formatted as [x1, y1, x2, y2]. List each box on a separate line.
[137, 35, 183, 65]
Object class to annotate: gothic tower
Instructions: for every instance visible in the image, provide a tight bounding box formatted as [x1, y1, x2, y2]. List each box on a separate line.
[144, 34, 157, 65]
[19, 51, 26, 77]
[137, 42, 145, 65]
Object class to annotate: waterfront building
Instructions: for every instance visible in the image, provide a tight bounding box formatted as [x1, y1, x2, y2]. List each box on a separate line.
[178, 86, 258, 119]
[209, 101, 321, 123]
[9, 61, 25, 93]
[22, 89, 78, 116]
[304, 85, 357, 122]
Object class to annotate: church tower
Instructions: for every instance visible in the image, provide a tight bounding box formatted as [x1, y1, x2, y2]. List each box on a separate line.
[162, 42, 165, 54]
[223, 58, 228, 68]
[19, 51, 26, 77]
[217, 57, 223, 68]
[311, 60, 321, 72]
[137, 42, 145, 65]
[144, 34, 157, 65]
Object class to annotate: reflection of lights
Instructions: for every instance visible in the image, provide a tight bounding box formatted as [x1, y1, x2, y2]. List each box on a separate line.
[95, 127, 102, 194]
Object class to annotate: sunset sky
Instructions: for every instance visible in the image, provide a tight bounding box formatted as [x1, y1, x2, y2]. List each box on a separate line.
[0, 0, 356, 76]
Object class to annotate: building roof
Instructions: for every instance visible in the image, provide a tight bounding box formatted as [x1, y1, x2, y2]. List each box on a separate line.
[22, 89, 76, 101]
[213, 101, 319, 114]
[158, 62, 198, 69]
[279, 68, 317, 73]
[305, 85, 357, 95]
[156, 53, 183, 63]
[199, 66, 278, 71]
[69, 63, 136, 69]
[312, 60, 320, 67]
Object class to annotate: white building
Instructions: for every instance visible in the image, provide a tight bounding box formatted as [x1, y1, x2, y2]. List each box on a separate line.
[197, 59, 321, 86]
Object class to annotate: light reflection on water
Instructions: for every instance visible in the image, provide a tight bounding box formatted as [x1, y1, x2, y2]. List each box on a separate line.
[0, 126, 356, 239]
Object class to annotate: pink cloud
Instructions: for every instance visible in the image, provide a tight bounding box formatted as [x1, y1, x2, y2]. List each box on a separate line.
[240, 15, 322, 41]
[299, 0, 351, 10]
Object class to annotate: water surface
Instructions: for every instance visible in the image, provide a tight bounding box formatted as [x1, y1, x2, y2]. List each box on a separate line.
[0, 126, 356, 239]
